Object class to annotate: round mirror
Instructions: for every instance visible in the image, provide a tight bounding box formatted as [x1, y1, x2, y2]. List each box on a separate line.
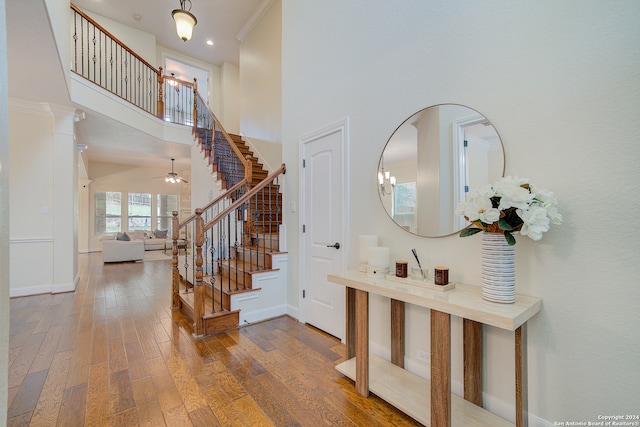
[378, 104, 505, 237]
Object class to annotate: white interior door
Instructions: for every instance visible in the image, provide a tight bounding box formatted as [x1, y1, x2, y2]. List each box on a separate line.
[300, 120, 348, 340]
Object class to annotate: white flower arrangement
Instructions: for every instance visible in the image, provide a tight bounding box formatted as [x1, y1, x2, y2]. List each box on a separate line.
[456, 176, 562, 245]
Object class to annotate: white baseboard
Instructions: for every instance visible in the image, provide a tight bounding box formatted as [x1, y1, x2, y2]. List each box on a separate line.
[10, 284, 53, 298]
[10, 275, 78, 297]
[239, 304, 288, 326]
[286, 304, 299, 320]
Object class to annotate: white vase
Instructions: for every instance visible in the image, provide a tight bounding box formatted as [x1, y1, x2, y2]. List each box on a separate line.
[481, 232, 515, 303]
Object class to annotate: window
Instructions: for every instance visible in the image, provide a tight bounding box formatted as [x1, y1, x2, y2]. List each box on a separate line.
[392, 182, 416, 232]
[128, 193, 152, 230]
[157, 194, 179, 232]
[95, 191, 122, 233]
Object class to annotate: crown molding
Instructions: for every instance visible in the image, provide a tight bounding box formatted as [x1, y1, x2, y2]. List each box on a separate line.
[236, 0, 275, 42]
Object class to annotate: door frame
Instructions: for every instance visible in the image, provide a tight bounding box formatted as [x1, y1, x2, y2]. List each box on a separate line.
[298, 118, 350, 340]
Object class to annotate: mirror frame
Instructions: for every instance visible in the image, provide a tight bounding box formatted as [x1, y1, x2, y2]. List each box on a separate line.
[378, 104, 505, 237]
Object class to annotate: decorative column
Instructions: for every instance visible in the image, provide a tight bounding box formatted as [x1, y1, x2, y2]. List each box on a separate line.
[46, 104, 80, 294]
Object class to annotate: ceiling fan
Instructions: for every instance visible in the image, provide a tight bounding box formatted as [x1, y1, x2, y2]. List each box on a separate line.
[157, 158, 189, 183]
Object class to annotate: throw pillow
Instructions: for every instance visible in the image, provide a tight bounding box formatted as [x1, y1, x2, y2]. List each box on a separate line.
[116, 232, 131, 241]
[154, 229, 168, 239]
[99, 233, 116, 241]
[131, 230, 145, 240]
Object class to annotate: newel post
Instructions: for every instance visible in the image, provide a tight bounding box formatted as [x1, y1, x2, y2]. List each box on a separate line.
[193, 208, 205, 337]
[157, 66, 165, 120]
[171, 211, 180, 310]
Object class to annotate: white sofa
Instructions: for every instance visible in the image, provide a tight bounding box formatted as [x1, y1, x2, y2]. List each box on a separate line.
[102, 239, 145, 263]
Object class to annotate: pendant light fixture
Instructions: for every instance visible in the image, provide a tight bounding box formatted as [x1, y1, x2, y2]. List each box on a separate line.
[172, 0, 197, 42]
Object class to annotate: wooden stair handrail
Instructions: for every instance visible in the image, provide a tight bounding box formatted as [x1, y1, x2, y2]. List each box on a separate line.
[204, 164, 286, 232]
[193, 91, 250, 176]
[177, 178, 250, 230]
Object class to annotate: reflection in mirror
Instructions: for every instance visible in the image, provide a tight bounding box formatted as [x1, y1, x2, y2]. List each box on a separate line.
[378, 104, 505, 237]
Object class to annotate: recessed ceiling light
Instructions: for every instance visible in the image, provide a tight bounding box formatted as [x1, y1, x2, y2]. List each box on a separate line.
[133, 13, 142, 21]
[206, 40, 214, 46]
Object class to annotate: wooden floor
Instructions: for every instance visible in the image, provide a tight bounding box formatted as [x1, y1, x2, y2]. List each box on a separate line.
[7, 253, 423, 426]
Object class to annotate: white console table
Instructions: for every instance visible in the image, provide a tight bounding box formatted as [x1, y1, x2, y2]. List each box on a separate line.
[327, 270, 542, 427]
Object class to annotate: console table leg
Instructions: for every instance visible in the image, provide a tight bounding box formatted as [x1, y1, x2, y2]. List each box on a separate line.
[464, 319, 483, 406]
[391, 299, 405, 368]
[515, 325, 529, 427]
[355, 289, 369, 397]
[431, 309, 451, 427]
[346, 287, 356, 359]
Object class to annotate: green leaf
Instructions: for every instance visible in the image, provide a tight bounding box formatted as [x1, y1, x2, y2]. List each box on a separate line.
[504, 231, 516, 246]
[498, 218, 513, 231]
[460, 228, 482, 238]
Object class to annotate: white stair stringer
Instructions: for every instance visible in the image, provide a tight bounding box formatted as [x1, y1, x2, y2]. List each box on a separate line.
[231, 253, 289, 326]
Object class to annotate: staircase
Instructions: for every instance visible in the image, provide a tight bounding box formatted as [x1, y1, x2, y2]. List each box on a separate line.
[172, 111, 287, 337]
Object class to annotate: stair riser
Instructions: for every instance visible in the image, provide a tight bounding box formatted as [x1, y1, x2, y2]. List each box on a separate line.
[218, 265, 252, 288]
[233, 250, 274, 269]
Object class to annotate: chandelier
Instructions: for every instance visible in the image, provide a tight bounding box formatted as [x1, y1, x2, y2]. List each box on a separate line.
[378, 160, 396, 195]
[172, 0, 197, 42]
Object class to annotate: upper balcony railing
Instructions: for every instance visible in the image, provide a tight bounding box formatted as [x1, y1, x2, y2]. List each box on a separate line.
[70, 4, 194, 126]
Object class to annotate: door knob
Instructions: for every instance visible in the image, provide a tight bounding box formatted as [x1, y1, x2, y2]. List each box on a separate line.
[327, 242, 341, 249]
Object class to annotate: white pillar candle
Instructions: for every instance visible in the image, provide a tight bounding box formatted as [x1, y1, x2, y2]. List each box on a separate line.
[367, 246, 390, 278]
[359, 235, 379, 264]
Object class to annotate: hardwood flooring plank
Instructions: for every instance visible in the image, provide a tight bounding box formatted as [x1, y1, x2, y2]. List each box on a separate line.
[159, 342, 209, 413]
[120, 315, 140, 344]
[29, 324, 65, 374]
[7, 369, 48, 420]
[107, 312, 122, 339]
[55, 315, 79, 352]
[8, 346, 21, 369]
[124, 340, 150, 381]
[234, 395, 276, 427]
[65, 329, 92, 388]
[231, 364, 299, 427]
[109, 337, 128, 373]
[7, 412, 32, 427]
[162, 404, 195, 427]
[256, 371, 335, 427]
[7, 386, 19, 412]
[85, 362, 110, 426]
[90, 320, 108, 365]
[146, 356, 184, 413]
[110, 369, 135, 414]
[8, 320, 37, 349]
[28, 350, 73, 426]
[57, 384, 88, 427]
[189, 406, 222, 427]
[132, 377, 167, 427]
[135, 319, 163, 360]
[8, 332, 46, 388]
[110, 407, 139, 427]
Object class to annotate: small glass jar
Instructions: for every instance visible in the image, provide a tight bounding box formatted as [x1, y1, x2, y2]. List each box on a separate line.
[434, 266, 449, 285]
[395, 260, 408, 278]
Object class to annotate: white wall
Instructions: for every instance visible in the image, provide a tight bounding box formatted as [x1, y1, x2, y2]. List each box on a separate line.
[221, 62, 240, 134]
[282, 0, 640, 424]
[240, 0, 282, 149]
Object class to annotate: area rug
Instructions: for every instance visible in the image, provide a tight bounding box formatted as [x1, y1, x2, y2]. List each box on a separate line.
[143, 251, 172, 262]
